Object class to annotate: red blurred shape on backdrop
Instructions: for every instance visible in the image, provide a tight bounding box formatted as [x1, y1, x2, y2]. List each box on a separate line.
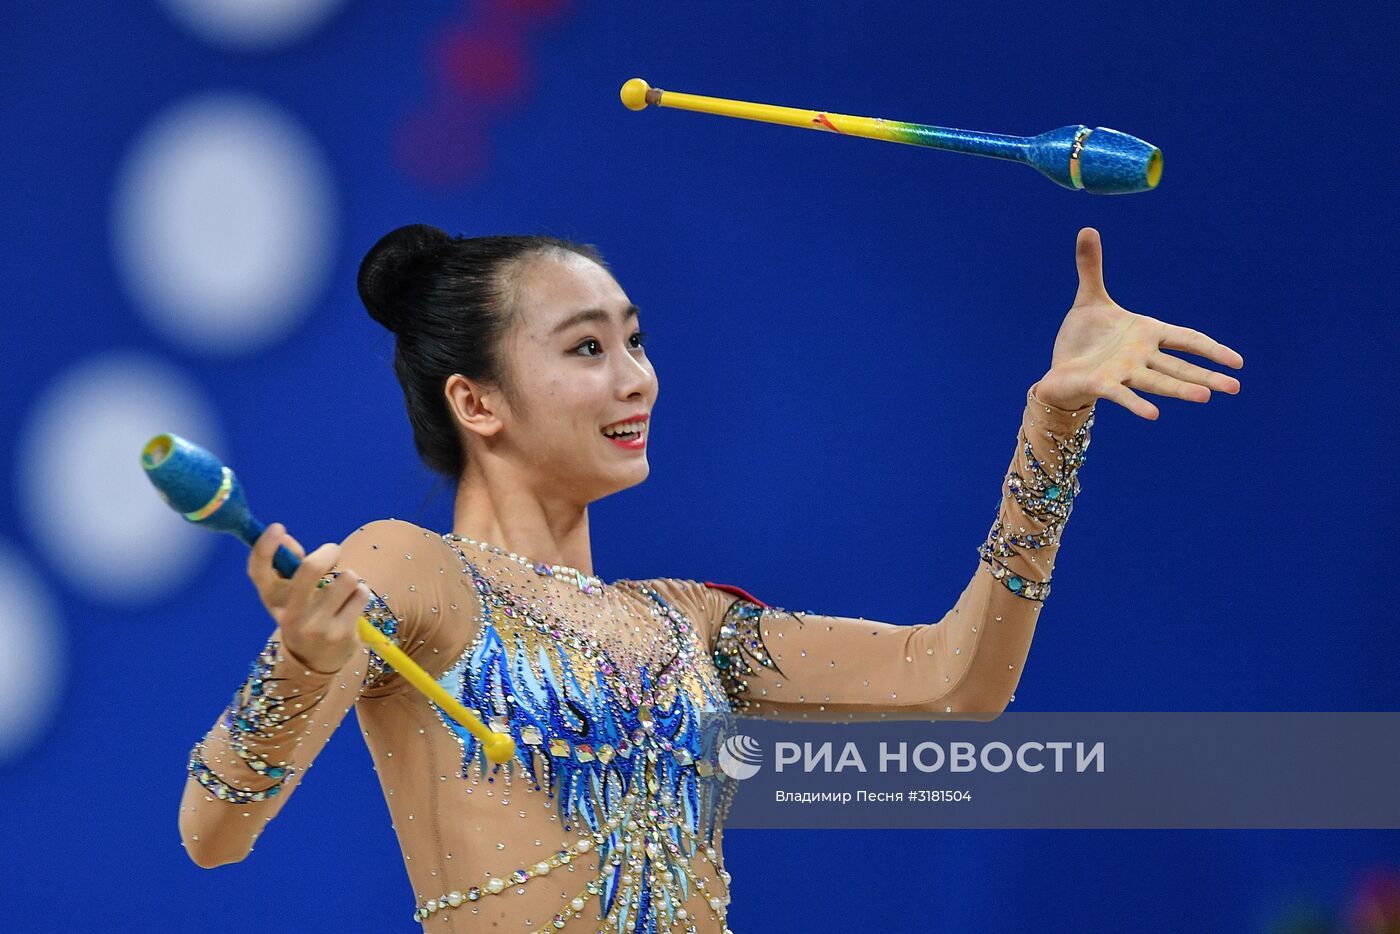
[396, 0, 575, 189]
[434, 29, 527, 100]
[1346, 866, 1400, 934]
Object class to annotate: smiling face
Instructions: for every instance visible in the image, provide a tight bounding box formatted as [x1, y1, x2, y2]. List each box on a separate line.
[453, 249, 659, 504]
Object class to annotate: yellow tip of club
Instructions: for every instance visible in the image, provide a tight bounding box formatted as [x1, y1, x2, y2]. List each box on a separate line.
[483, 733, 517, 764]
[1146, 149, 1163, 189]
[620, 77, 651, 111]
[142, 433, 174, 470]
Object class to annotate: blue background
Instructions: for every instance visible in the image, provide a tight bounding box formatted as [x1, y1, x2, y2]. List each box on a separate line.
[3, 0, 1397, 930]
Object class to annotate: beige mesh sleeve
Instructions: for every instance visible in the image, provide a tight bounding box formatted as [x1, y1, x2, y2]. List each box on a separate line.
[177, 518, 460, 867]
[701, 383, 1096, 722]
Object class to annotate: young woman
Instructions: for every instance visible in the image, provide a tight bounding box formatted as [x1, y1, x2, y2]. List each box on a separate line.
[178, 223, 1242, 932]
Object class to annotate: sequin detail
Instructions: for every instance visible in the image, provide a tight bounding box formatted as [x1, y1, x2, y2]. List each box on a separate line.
[314, 571, 403, 688]
[360, 592, 402, 689]
[182, 386, 1084, 930]
[426, 540, 739, 932]
[444, 532, 606, 595]
[188, 739, 285, 804]
[188, 637, 326, 802]
[978, 405, 1095, 600]
[712, 599, 786, 713]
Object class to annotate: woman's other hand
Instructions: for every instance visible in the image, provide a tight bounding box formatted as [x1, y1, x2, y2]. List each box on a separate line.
[1034, 227, 1245, 419]
[245, 523, 371, 675]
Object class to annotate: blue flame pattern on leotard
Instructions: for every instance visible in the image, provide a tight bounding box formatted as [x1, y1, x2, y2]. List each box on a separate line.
[427, 547, 740, 932]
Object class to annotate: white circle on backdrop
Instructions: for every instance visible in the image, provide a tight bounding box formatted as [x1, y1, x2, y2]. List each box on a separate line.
[112, 92, 338, 356]
[0, 542, 65, 763]
[158, 0, 346, 50]
[18, 353, 228, 604]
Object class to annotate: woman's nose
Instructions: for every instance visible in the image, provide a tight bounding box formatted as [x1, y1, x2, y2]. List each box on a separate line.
[616, 351, 655, 401]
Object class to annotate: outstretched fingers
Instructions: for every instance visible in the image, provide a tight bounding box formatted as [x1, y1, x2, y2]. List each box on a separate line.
[1130, 365, 1211, 403]
[1148, 351, 1241, 394]
[1097, 380, 1164, 422]
[1159, 322, 1244, 369]
[1107, 359, 1239, 419]
[1099, 379, 1160, 420]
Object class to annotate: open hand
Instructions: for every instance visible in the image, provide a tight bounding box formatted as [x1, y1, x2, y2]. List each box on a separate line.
[1034, 228, 1244, 419]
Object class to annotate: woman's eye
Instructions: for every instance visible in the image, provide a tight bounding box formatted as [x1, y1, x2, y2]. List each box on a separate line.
[573, 332, 647, 357]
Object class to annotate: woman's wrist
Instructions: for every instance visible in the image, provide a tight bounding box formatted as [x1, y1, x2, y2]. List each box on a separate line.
[280, 636, 348, 678]
[1031, 373, 1097, 413]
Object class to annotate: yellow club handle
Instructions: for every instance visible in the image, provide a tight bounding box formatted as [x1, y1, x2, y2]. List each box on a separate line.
[620, 76, 890, 138]
[355, 616, 516, 763]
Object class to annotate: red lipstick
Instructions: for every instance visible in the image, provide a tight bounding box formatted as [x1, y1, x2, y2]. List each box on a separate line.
[601, 413, 649, 450]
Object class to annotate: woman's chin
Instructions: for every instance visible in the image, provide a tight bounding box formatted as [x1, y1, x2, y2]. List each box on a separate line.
[581, 461, 651, 502]
[608, 460, 650, 493]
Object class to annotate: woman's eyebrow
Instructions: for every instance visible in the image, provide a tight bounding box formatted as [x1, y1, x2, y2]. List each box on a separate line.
[550, 304, 639, 335]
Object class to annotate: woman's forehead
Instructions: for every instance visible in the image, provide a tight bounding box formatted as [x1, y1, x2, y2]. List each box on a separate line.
[515, 255, 631, 329]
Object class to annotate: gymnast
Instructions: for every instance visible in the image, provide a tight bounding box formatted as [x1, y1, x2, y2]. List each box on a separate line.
[177, 222, 1242, 932]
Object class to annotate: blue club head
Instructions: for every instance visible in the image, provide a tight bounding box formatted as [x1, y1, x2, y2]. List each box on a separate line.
[1026, 124, 1162, 194]
[142, 433, 301, 578]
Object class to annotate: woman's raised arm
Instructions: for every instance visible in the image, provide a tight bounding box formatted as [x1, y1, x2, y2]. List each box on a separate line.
[699, 382, 1094, 722]
[695, 227, 1242, 721]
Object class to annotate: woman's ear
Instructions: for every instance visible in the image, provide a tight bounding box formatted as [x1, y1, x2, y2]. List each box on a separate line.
[444, 373, 504, 439]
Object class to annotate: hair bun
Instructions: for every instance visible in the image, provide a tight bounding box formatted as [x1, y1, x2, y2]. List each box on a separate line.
[357, 223, 452, 333]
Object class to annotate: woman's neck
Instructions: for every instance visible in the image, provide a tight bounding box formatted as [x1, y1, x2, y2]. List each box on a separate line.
[451, 472, 594, 575]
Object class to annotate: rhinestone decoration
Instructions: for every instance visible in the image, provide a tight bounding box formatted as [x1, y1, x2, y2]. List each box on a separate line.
[444, 533, 606, 595]
[977, 400, 1095, 600]
[185, 386, 1092, 933]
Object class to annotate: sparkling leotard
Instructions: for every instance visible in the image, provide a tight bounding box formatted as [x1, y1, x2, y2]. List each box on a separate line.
[179, 382, 1094, 932]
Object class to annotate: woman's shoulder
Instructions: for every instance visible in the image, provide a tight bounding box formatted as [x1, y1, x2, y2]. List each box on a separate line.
[343, 516, 443, 545]
[622, 575, 767, 604]
[338, 517, 458, 568]
[345, 516, 429, 534]
[614, 576, 763, 634]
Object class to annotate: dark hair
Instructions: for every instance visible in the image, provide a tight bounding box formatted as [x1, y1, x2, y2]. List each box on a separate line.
[357, 224, 608, 480]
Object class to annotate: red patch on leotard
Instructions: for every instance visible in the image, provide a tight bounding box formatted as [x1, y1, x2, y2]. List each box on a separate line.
[703, 581, 769, 608]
